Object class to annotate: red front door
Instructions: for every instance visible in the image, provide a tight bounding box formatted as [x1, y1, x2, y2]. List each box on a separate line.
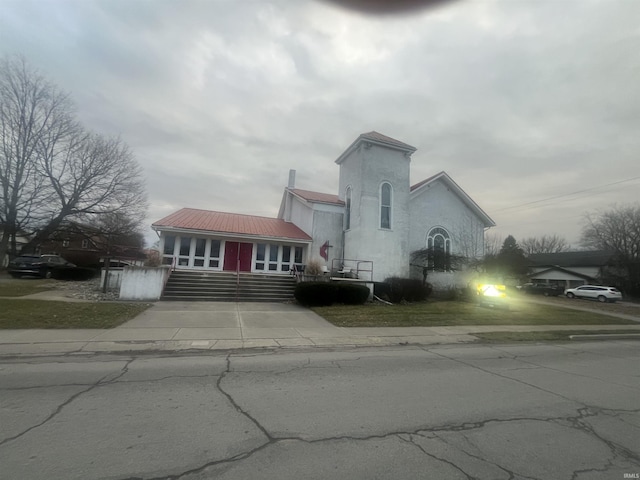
[223, 242, 253, 272]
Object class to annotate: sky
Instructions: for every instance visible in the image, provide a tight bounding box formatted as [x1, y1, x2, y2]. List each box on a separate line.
[1, 0, 639, 248]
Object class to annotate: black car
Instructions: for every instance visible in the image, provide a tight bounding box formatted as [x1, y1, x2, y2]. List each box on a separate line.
[7, 254, 76, 279]
[520, 283, 563, 297]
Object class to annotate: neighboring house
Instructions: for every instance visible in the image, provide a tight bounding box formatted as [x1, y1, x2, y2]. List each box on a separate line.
[152, 131, 495, 284]
[526, 250, 619, 288]
[0, 225, 30, 268]
[35, 221, 145, 267]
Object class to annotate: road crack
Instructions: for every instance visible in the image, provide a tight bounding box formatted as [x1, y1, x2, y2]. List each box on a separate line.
[397, 433, 477, 480]
[0, 358, 135, 447]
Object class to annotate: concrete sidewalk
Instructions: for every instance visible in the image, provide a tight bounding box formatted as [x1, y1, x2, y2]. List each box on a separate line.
[2, 300, 640, 356]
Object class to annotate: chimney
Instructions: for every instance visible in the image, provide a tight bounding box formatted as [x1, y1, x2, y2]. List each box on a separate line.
[288, 169, 296, 189]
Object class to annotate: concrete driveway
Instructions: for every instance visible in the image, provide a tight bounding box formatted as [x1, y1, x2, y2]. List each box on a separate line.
[111, 301, 344, 347]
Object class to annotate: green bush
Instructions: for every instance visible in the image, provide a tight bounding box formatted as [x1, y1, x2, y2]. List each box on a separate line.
[52, 267, 97, 281]
[295, 282, 337, 306]
[380, 277, 432, 303]
[295, 282, 370, 306]
[335, 283, 370, 305]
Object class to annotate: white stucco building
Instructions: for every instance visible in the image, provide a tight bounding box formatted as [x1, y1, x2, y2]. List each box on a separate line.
[153, 131, 495, 285]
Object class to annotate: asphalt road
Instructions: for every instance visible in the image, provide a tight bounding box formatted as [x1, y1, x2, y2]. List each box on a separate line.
[1, 342, 639, 480]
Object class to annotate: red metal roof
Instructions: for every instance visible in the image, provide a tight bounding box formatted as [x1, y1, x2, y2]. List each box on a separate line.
[153, 208, 312, 241]
[291, 189, 344, 205]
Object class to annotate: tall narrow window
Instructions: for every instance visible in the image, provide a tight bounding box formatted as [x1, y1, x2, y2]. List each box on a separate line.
[193, 238, 206, 267]
[209, 240, 221, 268]
[256, 244, 266, 271]
[178, 237, 191, 266]
[345, 186, 352, 230]
[427, 227, 452, 271]
[281, 246, 291, 272]
[380, 182, 392, 229]
[162, 235, 176, 265]
[268, 244, 279, 271]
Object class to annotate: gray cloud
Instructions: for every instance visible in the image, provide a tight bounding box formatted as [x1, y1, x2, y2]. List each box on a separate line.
[1, 0, 639, 247]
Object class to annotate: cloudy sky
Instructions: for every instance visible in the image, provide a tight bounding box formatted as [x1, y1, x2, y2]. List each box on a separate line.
[1, 0, 639, 247]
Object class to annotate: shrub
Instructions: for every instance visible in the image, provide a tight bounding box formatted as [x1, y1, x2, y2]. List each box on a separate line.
[295, 282, 370, 306]
[53, 267, 97, 281]
[294, 282, 337, 306]
[381, 277, 432, 303]
[305, 259, 324, 276]
[335, 283, 370, 305]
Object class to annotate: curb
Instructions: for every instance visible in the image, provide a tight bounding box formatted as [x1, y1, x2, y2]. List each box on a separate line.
[569, 333, 640, 341]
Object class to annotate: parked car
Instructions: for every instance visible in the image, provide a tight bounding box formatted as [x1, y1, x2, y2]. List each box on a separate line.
[564, 285, 622, 303]
[520, 283, 563, 296]
[7, 254, 76, 279]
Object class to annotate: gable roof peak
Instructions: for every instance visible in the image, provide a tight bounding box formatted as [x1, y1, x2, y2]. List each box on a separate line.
[336, 130, 417, 164]
[410, 171, 496, 228]
[359, 131, 417, 151]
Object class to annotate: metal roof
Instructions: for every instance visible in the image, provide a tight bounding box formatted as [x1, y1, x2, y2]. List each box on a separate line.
[152, 208, 312, 241]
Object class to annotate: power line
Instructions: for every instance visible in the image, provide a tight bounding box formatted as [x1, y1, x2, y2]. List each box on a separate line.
[495, 175, 640, 213]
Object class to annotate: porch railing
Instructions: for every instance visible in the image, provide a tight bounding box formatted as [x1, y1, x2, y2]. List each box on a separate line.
[330, 259, 373, 282]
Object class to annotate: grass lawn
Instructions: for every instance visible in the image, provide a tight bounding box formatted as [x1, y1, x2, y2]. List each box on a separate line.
[0, 299, 151, 329]
[475, 330, 640, 343]
[0, 278, 58, 297]
[311, 299, 638, 327]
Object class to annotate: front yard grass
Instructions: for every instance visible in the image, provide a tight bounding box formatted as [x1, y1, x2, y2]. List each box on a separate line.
[312, 299, 638, 327]
[0, 299, 151, 329]
[0, 278, 58, 297]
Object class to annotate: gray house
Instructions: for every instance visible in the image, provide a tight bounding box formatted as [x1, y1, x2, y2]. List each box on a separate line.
[527, 250, 618, 288]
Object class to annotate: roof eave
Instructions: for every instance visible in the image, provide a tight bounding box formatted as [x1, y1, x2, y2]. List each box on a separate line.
[335, 135, 417, 165]
[410, 172, 496, 228]
[150, 225, 312, 243]
[289, 189, 345, 207]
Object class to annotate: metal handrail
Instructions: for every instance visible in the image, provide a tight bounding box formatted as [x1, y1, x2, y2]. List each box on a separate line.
[331, 258, 373, 282]
[236, 258, 240, 302]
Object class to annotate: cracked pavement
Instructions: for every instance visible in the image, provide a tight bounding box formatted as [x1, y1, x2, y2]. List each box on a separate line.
[0, 341, 639, 479]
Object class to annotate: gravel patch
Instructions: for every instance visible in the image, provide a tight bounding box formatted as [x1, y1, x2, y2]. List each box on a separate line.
[51, 278, 120, 302]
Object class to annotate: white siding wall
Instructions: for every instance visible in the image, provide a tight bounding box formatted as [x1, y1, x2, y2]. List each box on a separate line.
[339, 143, 411, 281]
[310, 210, 343, 269]
[289, 197, 314, 236]
[409, 180, 486, 260]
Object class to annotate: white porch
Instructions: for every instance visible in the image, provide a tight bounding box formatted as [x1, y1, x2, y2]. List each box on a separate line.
[158, 232, 309, 275]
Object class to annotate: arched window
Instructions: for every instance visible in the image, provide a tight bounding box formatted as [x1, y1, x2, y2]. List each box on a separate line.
[427, 227, 452, 271]
[345, 186, 352, 230]
[380, 182, 392, 229]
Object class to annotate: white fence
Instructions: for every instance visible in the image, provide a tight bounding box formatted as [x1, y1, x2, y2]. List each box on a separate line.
[118, 266, 171, 301]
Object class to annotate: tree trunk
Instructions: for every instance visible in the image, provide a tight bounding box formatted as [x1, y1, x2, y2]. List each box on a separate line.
[0, 229, 10, 267]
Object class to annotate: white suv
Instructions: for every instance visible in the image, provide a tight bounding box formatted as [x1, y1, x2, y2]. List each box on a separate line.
[564, 285, 622, 303]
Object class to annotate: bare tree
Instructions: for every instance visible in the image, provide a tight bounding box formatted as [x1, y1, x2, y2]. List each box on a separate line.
[520, 234, 570, 255]
[0, 55, 147, 260]
[453, 213, 485, 261]
[22, 133, 147, 250]
[581, 204, 640, 295]
[0, 55, 75, 263]
[93, 211, 145, 292]
[484, 232, 502, 257]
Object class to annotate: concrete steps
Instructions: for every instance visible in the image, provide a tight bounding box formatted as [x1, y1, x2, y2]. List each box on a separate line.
[162, 270, 296, 302]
